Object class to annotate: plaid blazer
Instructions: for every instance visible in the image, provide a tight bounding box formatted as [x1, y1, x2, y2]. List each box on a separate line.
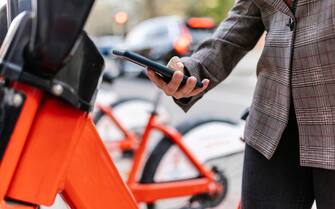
[177, 0, 335, 169]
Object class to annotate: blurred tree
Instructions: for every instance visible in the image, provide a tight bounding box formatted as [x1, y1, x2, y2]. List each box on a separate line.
[142, 0, 158, 18]
[153, 0, 235, 23]
[85, 2, 115, 35]
[186, 0, 236, 23]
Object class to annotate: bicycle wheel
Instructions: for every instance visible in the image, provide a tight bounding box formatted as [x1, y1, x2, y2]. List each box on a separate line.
[94, 97, 170, 155]
[140, 117, 245, 209]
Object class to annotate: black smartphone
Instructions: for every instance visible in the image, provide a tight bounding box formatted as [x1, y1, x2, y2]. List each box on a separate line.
[111, 49, 203, 88]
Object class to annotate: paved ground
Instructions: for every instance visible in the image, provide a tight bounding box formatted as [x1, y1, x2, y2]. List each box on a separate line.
[42, 50, 261, 209]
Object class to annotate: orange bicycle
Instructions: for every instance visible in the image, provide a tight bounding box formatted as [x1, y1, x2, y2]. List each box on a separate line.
[95, 90, 245, 209]
[0, 0, 241, 209]
[94, 92, 170, 158]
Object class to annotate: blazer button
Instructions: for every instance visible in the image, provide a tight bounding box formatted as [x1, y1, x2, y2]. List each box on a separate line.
[286, 18, 295, 31]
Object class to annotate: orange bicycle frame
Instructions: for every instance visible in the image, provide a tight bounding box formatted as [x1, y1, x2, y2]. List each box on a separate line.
[0, 82, 241, 209]
[126, 113, 223, 203]
[96, 104, 138, 152]
[96, 99, 227, 204]
[0, 83, 139, 209]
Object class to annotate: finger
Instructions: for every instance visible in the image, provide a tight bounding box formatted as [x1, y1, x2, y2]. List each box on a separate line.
[147, 69, 166, 89]
[167, 56, 184, 72]
[167, 56, 180, 69]
[188, 79, 210, 97]
[165, 71, 184, 96]
[174, 76, 197, 99]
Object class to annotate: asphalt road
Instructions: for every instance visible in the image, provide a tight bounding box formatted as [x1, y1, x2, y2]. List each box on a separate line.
[42, 50, 261, 209]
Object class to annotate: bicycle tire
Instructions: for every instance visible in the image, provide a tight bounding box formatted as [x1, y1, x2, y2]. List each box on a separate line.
[140, 117, 243, 209]
[94, 97, 153, 123]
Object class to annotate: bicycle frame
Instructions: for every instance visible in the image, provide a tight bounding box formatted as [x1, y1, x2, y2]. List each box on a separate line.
[0, 82, 139, 209]
[97, 104, 138, 152]
[125, 113, 223, 203]
[96, 98, 226, 204]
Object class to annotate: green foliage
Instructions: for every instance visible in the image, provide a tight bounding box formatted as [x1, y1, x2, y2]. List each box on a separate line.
[186, 0, 236, 23]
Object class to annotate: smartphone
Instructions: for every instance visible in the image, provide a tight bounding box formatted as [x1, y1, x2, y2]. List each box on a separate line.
[111, 49, 203, 88]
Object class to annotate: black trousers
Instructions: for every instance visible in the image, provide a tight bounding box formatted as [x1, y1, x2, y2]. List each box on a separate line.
[241, 108, 335, 209]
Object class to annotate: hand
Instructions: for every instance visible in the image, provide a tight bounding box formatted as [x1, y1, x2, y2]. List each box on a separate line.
[147, 56, 209, 99]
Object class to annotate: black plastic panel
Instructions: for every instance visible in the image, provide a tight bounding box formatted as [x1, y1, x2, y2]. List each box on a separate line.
[0, 0, 103, 111]
[0, 0, 32, 46]
[0, 86, 26, 161]
[0, 4, 8, 46]
[19, 32, 104, 111]
[54, 32, 104, 110]
[28, 0, 95, 78]
[0, 12, 32, 80]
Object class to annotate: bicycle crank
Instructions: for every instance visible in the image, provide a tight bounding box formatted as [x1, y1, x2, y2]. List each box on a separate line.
[180, 166, 228, 209]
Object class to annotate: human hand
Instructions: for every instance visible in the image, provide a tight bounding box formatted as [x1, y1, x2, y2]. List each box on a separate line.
[147, 56, 209, 99]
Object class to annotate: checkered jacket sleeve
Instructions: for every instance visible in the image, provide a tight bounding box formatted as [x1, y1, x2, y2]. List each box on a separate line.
[175, 0, 265, 112]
